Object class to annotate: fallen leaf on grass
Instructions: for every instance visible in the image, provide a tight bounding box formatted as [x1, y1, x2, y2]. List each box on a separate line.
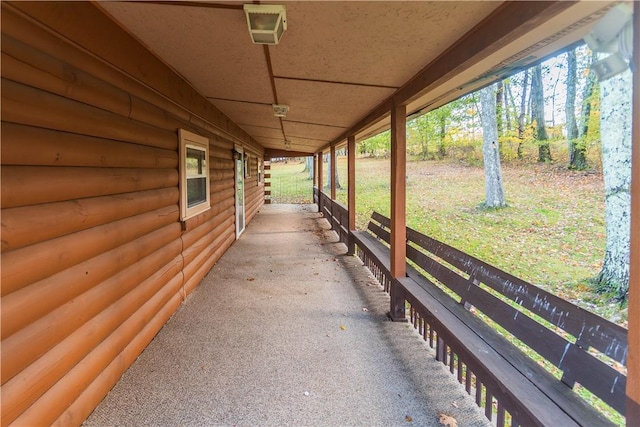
[438, 413, 457, 427]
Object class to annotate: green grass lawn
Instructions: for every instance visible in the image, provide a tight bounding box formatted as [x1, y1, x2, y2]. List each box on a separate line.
[269, 161, 314, 204]
[272, 157, 624, 424]
[273, 157, 623, 324]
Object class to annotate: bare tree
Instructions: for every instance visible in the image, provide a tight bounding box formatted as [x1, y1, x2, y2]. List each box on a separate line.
[595, 67, 632, 300]
[480, 84, 506, 208]
[531, 64, 551, 162]
[517, 69, 529, 158]
[566, 49, 587, 170]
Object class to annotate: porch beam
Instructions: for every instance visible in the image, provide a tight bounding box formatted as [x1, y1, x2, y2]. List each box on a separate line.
[264, 149, 313, 160]
[317, 151, 323, 195]
[627, 4, 640, 426]
[330, 144, 337, 200]
[390, 103, 407, 322]
[322, 1, 573, 153]
[347, 135, 356, 254]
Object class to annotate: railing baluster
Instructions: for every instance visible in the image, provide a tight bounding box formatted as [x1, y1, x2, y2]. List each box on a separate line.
[485, 392, 493, 420]
[475, 381, 483, 407]
[496, 401, 506, 427]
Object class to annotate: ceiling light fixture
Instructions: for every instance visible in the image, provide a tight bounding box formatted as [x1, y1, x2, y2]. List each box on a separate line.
[243, 4, 287, 45]
[272, 104, 290, 118]
[583, 4, 634, 81]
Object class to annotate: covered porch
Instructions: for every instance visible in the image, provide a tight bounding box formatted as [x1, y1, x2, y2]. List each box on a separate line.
[1, 1, 639, 426]
[84, 204, 488, 426]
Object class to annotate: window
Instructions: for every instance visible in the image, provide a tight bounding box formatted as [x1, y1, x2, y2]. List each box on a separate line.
[179, 129, 210, 220]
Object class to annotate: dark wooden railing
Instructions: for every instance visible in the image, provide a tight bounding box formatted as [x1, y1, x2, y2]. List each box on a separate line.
[314, 187, 349, 245]
[354, 211, 627, 427]
[313, 193, 628, 426]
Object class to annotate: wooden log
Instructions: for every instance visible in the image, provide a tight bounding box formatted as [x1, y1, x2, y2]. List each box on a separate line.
[210, 187, 236, 205]
[1, 238, 182, 384]
[210, 169, 235, 181]
[209, 145, 232, 160]
[1, 122, 178, 169]
[1, 78, 177, 150]
[210, 157, 235, 170]
[50, 289, 184, 426]
[210, 178, 235, 194]
[1, 38, 129, 117]
[183, 232, 235, 296]
[1, 222, 181, 344]
[245, 200, 263, 224]
[1, 205, 179, 297]
[182, 198, 234, 232]
[181, 208, 234, 251]
[1, 4, 263, 153]
[182, 217, 234, 269]
[1, 165, 178, 208]
[2, 30, 236, 143]
[1, 186, 179, 252]
[3, 258, 185, 426]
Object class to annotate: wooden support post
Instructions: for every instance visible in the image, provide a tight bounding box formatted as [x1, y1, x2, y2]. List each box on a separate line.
[317, 152, 323, 209]
[313, 154, 317, 189]
[330, 144, 337, 200]
[347, 135, 356, 255]
[390, 103, 407, 322]
[627, 4, 640, 426]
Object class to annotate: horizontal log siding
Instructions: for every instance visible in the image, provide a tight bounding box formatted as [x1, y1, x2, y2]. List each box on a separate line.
[1, 3, 265, 426]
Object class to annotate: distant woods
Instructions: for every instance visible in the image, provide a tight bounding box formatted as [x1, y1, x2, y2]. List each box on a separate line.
[359, 45, 602, 171]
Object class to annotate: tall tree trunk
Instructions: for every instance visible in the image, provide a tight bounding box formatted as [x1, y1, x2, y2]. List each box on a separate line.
[480, 84, 506, 208]
[595, 68, 632, 300]
[566, 49, 586, 170]
[496, 80, 504, 136]
[505, 79, 515, 133]
[532, 64, 551, 162]
[438, 115, 446, 159]
[303, 156, 314, 179]
[580, 52, 598, 138]
[517, 70, 529, 158]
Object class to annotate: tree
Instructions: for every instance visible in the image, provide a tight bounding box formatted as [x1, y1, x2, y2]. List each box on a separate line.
[496, 80, 504, 136]
[594, 67, 632, 300]
[531, 64, 551, 162]
[517, 69, 529, 158]
[324, 153, 341, 190]
[480, 84, 506, 208]
[566, 49, 587, 170]
[303, 156, 314, 180]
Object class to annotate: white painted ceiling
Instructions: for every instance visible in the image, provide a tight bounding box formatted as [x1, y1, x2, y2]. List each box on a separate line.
[98, 1, 614, 155]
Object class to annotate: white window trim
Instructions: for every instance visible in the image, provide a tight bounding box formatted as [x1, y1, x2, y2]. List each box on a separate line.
[179, 129, 211, 221]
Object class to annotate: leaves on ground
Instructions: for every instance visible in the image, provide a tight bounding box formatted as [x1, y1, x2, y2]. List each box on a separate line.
[438, 413, 457, 427]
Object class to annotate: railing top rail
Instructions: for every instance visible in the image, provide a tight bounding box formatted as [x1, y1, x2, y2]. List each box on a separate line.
[370, 211, 627, 362]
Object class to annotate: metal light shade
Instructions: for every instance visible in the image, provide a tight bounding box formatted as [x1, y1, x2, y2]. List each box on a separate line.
[243, 4, 287, 45]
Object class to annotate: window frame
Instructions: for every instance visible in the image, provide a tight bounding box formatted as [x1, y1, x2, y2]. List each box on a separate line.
[179, 129, 211, 221]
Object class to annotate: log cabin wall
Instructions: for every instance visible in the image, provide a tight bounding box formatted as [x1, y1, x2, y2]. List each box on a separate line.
[0, 2, 264, 426]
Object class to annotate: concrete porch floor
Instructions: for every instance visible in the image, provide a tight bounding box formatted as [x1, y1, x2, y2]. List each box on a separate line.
[84, 204, 489, 427]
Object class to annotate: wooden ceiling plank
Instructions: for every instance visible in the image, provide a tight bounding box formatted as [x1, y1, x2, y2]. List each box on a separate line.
[322, 1, 575, 153]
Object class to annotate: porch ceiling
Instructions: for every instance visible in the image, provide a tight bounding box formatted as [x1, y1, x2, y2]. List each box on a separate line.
[98, 1, 614, 155]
